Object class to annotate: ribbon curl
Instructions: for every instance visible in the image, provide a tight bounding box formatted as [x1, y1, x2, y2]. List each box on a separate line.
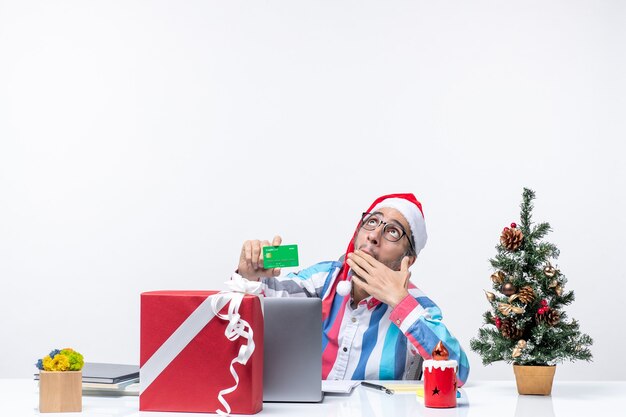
[210, 274, 263, 416]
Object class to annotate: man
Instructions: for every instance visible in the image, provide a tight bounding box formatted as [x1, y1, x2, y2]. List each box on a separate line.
[235, 193, 469, 385]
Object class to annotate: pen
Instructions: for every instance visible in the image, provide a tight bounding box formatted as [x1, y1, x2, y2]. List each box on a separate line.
[361, 381, 394, 395]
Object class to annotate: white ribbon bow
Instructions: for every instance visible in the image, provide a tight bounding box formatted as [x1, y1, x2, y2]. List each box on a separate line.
[224, 273, 263, 295]
[210, 273, 263, 416]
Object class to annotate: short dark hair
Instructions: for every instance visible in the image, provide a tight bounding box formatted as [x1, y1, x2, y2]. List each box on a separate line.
[404, 235, 417, 257]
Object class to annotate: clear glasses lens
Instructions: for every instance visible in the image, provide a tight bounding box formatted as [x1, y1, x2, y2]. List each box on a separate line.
[360, 214, 403, 242]
[361, 214, 382, 230]
[383, 225, 402, 242]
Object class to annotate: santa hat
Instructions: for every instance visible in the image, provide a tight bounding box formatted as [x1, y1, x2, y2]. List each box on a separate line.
[335, 193, 428, 297]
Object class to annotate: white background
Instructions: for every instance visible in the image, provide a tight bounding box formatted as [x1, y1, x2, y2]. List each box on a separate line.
[1, 0, 624, 381]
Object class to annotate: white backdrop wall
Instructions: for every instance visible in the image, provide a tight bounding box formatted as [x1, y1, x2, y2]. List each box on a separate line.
[1, 0, 625, 381]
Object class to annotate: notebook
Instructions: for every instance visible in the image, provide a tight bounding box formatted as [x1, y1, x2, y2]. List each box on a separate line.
[263, 297, 324, 402]
[35, 362, 139, 384]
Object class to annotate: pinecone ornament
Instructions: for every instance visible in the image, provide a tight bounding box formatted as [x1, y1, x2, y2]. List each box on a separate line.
[500, 319, 523, 340]
[536, 308, 561, 326]
[517, 286, 536, 304]
[500, 227, 524, 251]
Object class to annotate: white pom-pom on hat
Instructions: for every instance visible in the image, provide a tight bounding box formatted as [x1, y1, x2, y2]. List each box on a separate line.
[336, 280, 352, 297]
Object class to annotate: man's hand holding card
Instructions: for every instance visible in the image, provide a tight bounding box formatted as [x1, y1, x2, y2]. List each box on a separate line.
[238, 236, 300, 281]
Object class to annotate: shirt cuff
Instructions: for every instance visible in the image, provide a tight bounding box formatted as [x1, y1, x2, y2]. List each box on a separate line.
[389, 295, 419, 328]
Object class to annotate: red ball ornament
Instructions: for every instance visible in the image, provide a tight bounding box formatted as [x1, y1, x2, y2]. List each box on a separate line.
[541, 299, 548, 307]
[495, 317, 502, 329]
[510, 222, 517, 228]
[538, 307, 549, 315]
[503, 227, 510, 232]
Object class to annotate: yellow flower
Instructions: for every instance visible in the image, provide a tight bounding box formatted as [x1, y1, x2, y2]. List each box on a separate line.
[42, 356, 54, 371]
[50, 354, 70, 371]
[37, 347, 84, 372]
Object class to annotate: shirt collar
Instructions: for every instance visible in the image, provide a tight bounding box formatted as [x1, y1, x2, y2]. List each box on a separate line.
[356, 295, 382, 310]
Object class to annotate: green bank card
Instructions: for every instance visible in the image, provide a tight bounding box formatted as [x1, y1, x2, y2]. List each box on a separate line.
[263, 245, 299, 269]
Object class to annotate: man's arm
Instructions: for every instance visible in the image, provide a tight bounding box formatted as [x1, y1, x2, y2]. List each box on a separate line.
[235, 236, 340, 298]
[389, 292, 470, 386]
[258, 261, 341, 298]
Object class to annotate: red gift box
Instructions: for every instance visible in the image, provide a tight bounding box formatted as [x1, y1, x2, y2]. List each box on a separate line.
[140, 290, 263, 414]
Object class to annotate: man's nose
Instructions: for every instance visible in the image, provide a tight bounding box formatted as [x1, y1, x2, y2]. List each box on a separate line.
[365, 225, 383, 244]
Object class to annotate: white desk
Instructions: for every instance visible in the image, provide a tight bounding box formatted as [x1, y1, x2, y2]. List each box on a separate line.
[1, 379, 623, 417]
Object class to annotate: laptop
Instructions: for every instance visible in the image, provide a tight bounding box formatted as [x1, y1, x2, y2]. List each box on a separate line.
[263, 297, 324, 402]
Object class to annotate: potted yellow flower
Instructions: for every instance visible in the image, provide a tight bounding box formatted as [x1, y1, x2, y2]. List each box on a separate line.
[36, 348, 84, 413]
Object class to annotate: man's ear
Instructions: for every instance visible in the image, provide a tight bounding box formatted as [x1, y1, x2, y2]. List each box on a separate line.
[407, 255, 416, 268]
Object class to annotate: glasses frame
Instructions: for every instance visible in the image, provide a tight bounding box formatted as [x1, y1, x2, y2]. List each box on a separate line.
[359, 212, 415, 254]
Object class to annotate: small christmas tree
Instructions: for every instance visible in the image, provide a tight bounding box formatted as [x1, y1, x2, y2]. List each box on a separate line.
[471, 188, 593, 367]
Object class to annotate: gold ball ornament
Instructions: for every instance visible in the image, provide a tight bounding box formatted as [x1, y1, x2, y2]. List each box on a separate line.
[555, 285, 563, 296]
[544, 263, 557, 278]
[500, 282, 517, 296]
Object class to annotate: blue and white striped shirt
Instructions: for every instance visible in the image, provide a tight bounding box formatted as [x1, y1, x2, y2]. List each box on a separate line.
[261, 261, 470, 385]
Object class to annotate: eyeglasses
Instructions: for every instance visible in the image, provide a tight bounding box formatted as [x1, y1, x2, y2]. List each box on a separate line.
[360, 212, 415, 253]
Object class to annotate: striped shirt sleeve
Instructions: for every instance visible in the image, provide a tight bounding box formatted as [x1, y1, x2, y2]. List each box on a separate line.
[389, 293, 470, 386]
[260, 261, 341, 298]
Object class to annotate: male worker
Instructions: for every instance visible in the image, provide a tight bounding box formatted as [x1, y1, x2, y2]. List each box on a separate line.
[234, 193, 469, 385]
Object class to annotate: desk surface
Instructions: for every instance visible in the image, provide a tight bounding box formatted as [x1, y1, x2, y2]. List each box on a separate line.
[1, 379, 623, 417]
